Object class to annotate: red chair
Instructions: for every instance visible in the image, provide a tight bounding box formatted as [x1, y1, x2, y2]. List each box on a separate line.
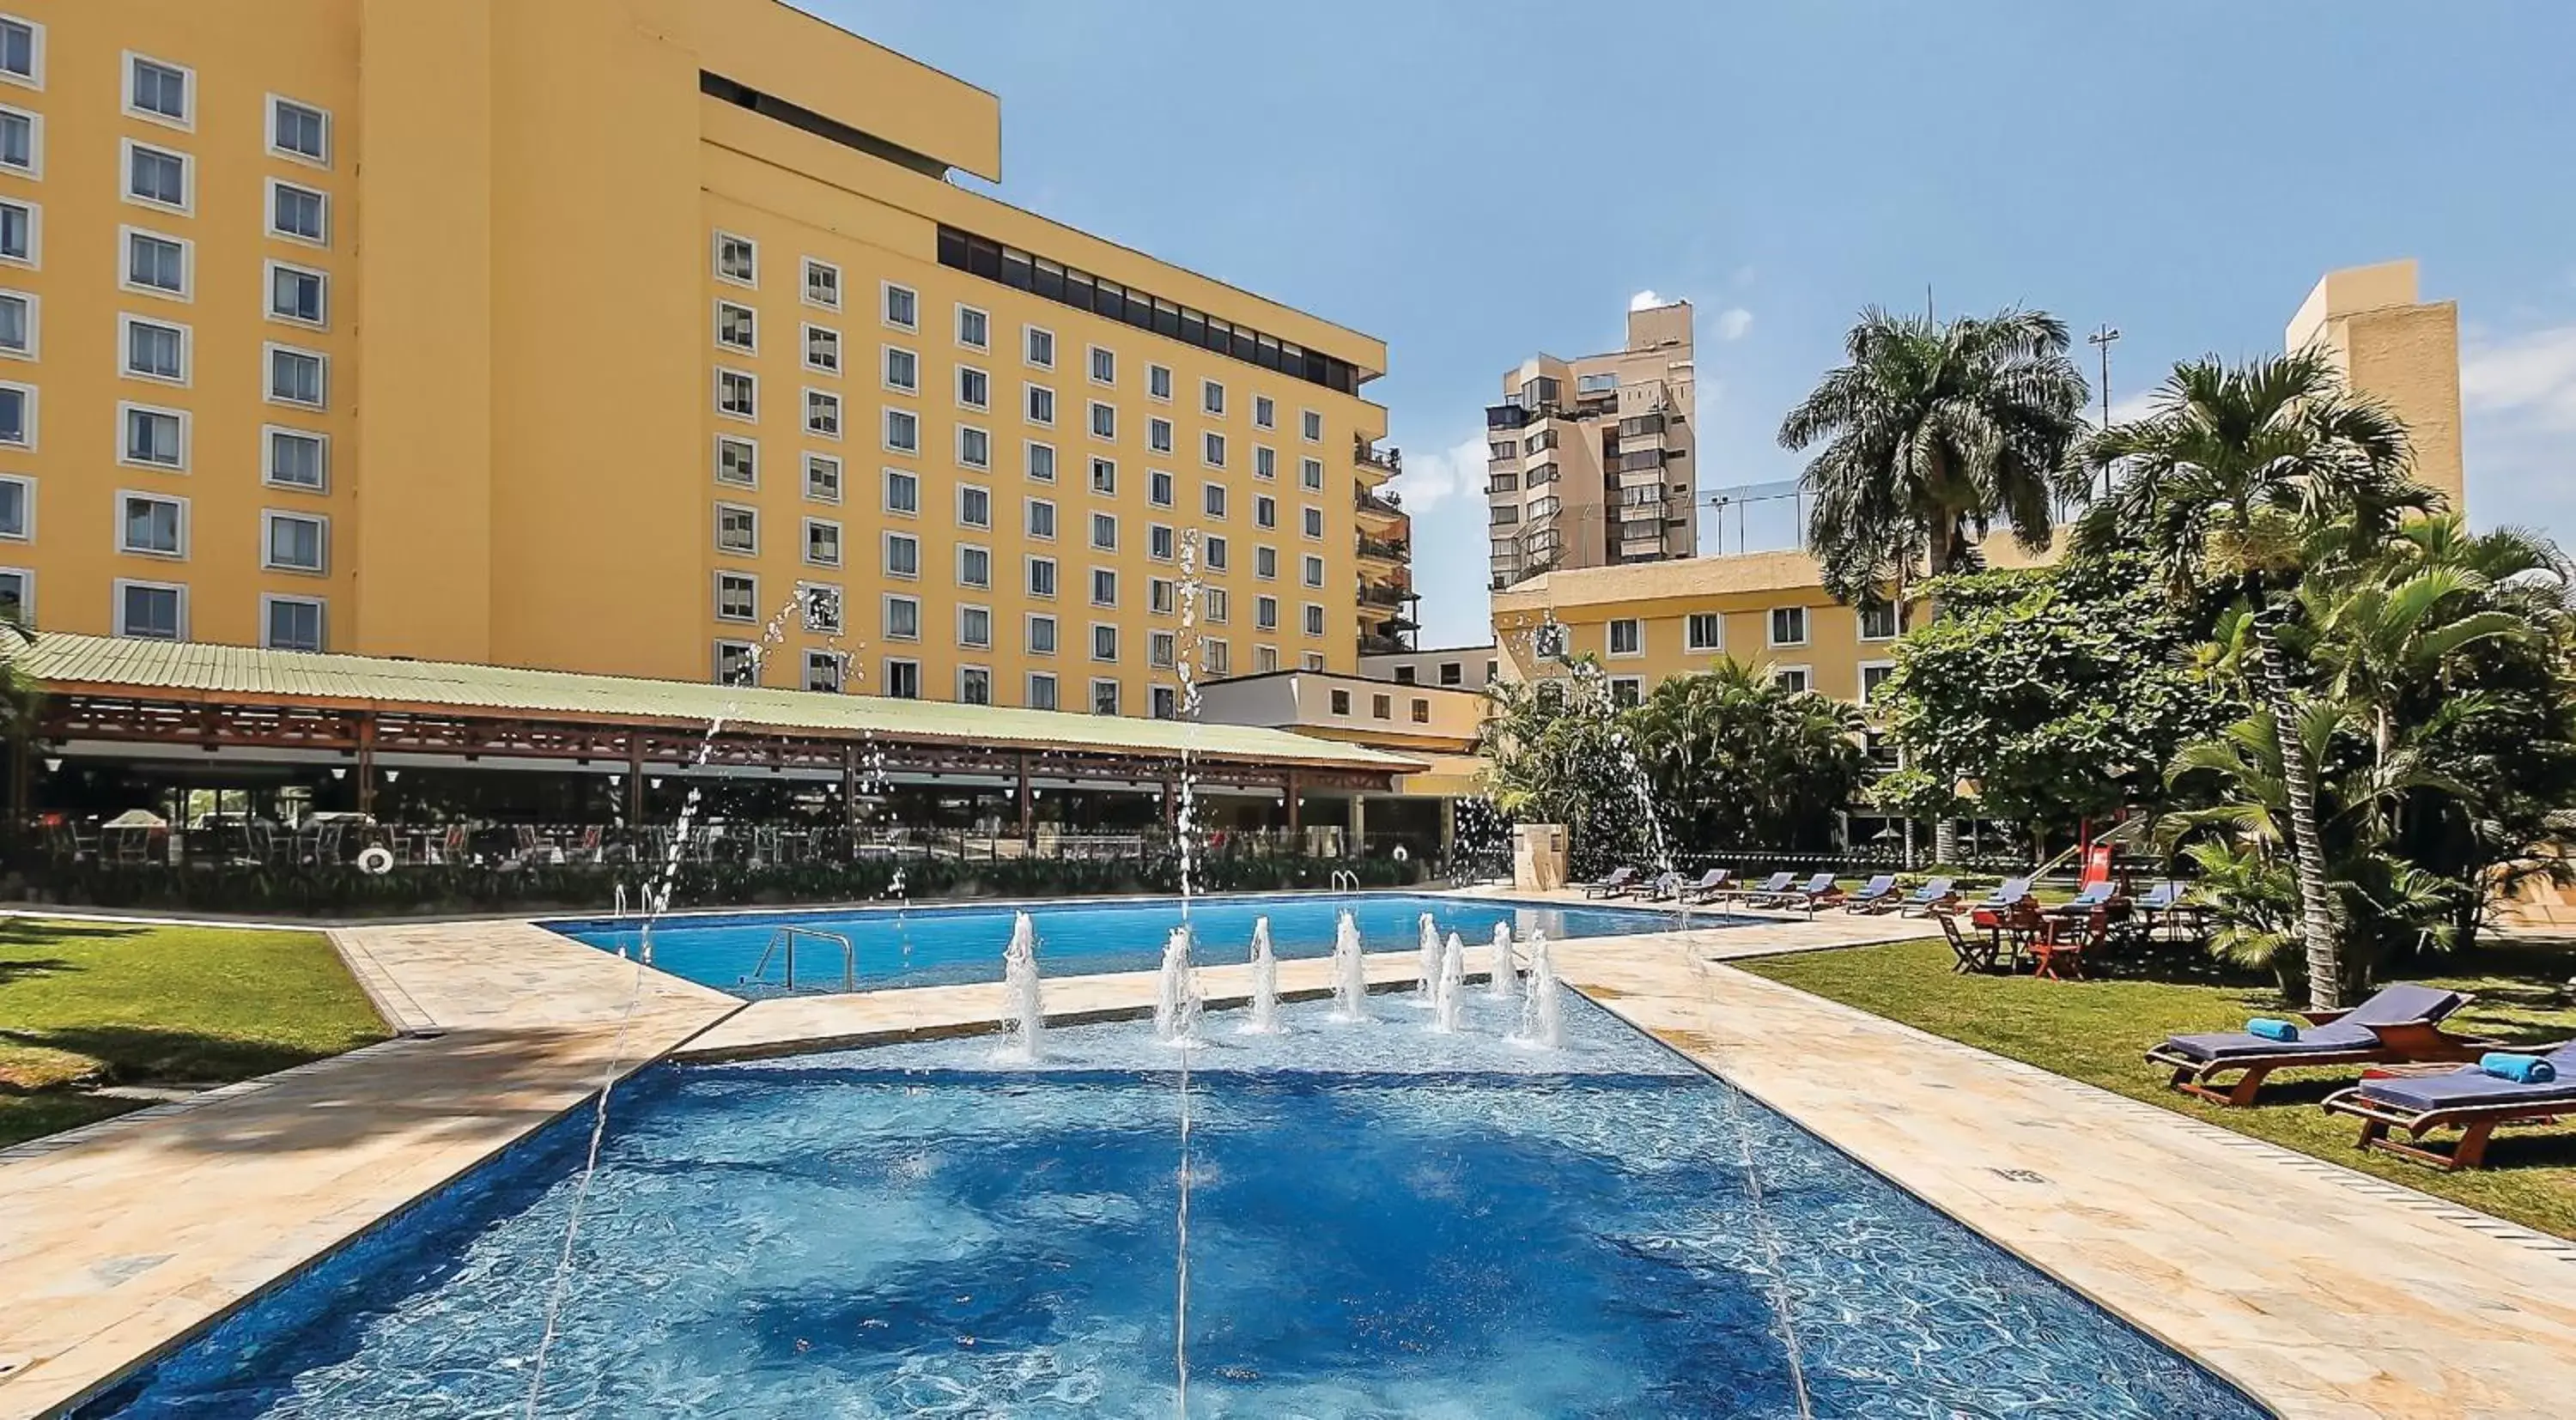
[2032, 907, 2108, 980]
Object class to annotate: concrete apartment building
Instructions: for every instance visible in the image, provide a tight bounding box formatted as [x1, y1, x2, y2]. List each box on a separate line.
[0, 0, 1406, 719]
[1484, 300, 1698, 590]
[1488, 261, 2467, 704]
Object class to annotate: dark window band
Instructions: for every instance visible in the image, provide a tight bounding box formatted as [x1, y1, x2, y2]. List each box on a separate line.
[701, 71, 949, 180]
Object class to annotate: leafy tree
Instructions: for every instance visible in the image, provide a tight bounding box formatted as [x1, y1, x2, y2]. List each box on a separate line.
[2074, 350, 2432, 1009]
[1870, 551, 2237, 846]
[1477, 663, 1662, 877]
[1626, 658, 1867, 851]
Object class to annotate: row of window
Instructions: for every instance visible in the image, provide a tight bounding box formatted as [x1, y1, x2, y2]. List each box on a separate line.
[60, 487, 331, 572]
[1600, 603, 1905, 657]
[1385, 658, 1502, 689]
[713, 646, 1323, 715]
[1587, 661, 1893, 710]
[1322, 686, 1438, 725]
[0, 179, 324, 281]
[714, 491, 1336, 587]
[708, 543, 1331, 628]
[50, 576, 325, 651]
[0, 384, 331, 470]
[0, 33, 332, 164]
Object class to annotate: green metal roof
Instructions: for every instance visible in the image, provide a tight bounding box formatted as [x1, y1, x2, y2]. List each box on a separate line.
[9, 633, 1425, 774]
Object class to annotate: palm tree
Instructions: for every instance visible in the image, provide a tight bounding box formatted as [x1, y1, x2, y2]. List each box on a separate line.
[2075, 350, 2434, 1008]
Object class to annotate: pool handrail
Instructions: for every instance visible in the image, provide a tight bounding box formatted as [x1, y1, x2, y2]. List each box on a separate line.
[746, 925, 856, 992]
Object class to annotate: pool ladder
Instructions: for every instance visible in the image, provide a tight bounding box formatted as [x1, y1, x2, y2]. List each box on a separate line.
[746, 925, 856, 993]
[1329, 870, 1358, 893]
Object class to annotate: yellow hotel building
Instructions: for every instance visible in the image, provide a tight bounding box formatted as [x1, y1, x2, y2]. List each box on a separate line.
[0, 0, 1408, 718]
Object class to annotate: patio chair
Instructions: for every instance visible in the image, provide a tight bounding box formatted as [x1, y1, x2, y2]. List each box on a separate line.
[1677, 868, 1733, 903]
[2050, 881, 2118, 917]
[1582, 866, 1637, 900]
[1971, 877, 2036, 912]
[2030, 907, 2111, 981]
[2320, 1042, 2576, 1171]
[1766, 872, 1841, 913]
[1726, 871, 1795, 904]
[1935, 907, 1998, 974]
[1896, 877, 1958, 917]
[2144, 982, 2486, 1107]
[1842, 874, 1899, 913]
[1643, 871, 1686, 902]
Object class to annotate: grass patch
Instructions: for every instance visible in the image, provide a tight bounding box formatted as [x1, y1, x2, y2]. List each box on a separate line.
[0, 916, 390, 1149]
[1738, 935, 2576, 1241]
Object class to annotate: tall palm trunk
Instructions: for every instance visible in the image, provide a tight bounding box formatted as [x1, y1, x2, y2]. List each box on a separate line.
[2250, 606, 2342, 1010]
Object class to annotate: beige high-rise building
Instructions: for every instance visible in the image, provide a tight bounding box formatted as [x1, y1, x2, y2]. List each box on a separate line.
[1483, 300, 1697, 590]
[2284, 258, 2464, 510]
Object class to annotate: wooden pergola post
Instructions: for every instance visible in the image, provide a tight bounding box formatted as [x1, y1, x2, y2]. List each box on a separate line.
[625, 734, 646, 822]
[355, 715, 376, 816]
[1285, 769, 1301, 838]
[1017, 749, 1033, 845]
[841, 743, 861, 830]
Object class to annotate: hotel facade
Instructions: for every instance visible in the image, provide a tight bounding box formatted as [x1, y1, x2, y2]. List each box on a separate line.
[0, 0, 1408, 718]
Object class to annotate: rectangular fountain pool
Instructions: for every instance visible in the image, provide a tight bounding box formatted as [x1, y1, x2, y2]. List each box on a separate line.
[85, 991, 2266, 1418]
[546, 892, 1723, 996]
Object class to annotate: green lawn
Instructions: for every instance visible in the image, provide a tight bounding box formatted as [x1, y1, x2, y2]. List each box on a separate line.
[0, 916, 391, 1149]
[1737, 934, 2576, 1240]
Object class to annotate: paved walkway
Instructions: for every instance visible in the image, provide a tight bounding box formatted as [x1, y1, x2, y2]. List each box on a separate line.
[1550, 937, 2576, 1420]
[0, 922, 737, 1420]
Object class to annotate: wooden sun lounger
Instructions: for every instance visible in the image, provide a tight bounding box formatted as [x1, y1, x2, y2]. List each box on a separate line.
[2144, 989, 2487, 1107]
[2319, 1042, 2576, 1170]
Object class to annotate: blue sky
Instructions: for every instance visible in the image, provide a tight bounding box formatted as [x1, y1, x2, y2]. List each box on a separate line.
[817, 0, 2576, 649]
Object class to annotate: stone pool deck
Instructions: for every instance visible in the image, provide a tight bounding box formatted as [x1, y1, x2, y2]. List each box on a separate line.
[0, 902, 2571, 1418]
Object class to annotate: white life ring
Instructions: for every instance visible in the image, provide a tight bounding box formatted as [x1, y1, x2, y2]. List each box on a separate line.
[356, 845, 395, 876]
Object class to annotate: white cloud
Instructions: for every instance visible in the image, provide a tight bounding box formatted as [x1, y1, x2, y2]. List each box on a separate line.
[2462, 324, 2576, 431]
[1387, 434, 1504, 648]
[1386, 434, 1487, 513]
[1714, 306, 1753, 342]
[2460, 322, 2576, 543]
[1628, 288, 1665, 313]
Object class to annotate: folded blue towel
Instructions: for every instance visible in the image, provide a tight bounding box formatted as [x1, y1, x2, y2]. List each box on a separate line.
[2246, 1017, 2300, 1042]
[2480, 1053, 2558, 1084]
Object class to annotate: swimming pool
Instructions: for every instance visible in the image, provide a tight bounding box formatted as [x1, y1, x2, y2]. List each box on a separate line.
[88, 994, 2264, 1417]
[547, 892, 1722, 996]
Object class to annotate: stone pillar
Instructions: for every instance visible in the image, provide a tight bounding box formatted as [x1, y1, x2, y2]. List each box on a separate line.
[1346, 794, 1366, 856]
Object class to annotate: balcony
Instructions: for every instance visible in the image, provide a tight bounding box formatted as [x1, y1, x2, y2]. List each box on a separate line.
[1353, 487, 1406, 531]
[1358, 580, 1413, 610]
[1485, 402, 1533, 431]
[1356, 534, 1409, 565]
[1358, 631, 1411, 657]
[1353, 436, 1401, 476]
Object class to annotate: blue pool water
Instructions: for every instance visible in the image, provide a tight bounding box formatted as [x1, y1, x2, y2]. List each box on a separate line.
[90, 994, 2265, 1418]
[547, 892, 1716, 996]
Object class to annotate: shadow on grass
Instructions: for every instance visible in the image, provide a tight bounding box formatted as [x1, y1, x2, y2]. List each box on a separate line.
[0, 919, 154, 947]
[3, 1023, 335, 1086]
[0, 955, 76, 986]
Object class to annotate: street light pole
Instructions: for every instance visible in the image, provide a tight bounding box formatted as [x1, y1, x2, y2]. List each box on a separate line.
[2087, 323, 2121, 499]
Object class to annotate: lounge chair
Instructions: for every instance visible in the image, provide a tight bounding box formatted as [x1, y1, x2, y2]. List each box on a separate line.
[1765, 872, 1840, 913]
[1971, 877, 2035, 912]
[1725, 871, 1795, 904]
[1677, 868, 1732, 903]
[2144, 983, 2485, 1107]
[1842, 874, 1899, 913]
[1643, 871, 1686, 902]
[2049, 881, 2117, 916]
[2320, 1042, 2576, 1171]
[1582, 866, 1637, 899]
[1896, 877, 1958, 917]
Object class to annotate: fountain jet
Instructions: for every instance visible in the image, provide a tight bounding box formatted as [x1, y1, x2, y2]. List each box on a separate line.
[1155, 925, 1203, 1044]
[998, 910, 1043, 1063]
[1517, 928, 1566, 1050]
[1431, 931, 1467, 1034]
[1487, 921, 1519, 999]
[1413, 912, 1441, 1005]
[1240, 915, 1282, 1035]
[1328, 907, 1370, 1023]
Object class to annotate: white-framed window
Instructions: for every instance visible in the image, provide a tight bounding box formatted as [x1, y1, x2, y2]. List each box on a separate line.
[958, 665, 993, 705]
[803, 323, 839, 374]
[1253, 393, 1276, 429]
[714, 501, 758, 555]
[1090, 457, 1116, 495]
[0, 566, 28, 622]
[883, 467, 919, 515]
[1860, 660, 1898, 704]
[1146, 363, 1172, 401]
[1026, 440, 1057, 483]
[1148, 469, 1173, 507]
[1203, 534, 1228, 571]
[1255, 545, 1277, 580]
[1024, 325, 1054, 368]
[1201, 379, 1225, 416]
[1303, 506, 1324, 539]
[1091, 677, 1121, 716]
[1025, 496, 1057, 540]
[0, 471, 29, 539]
[1027, 671, 1059, 710]
[714, 434, 758, 488]
[882, 281, 917, 331]
[266, 343, 326, 409]
[1769, 604, 1808, 647]
[1091, 511, 1118, 551]
[1203, 640, 1232, 677]
[1859, 600, 1903, 640]
[715, 299, 756, 352]
[882, 593, 920, 641]
[124, 52, 192, 129]
[0, 15, 42, 89]
[805, 649, 845, 694]
[1026, 555, 1057, 598]
[1773, 665, 1813, 695]
[1149, 629, 1176, 670]
[883, 657, 921, 699]
[957, 482, 992, 529]
[1202, 431, 1226, 468]
[714, 569, 759, 623]
[1091, 567, 1118, 606]
[1609, 677, 1643, 709]
[957, 424, 991, 469]
[957, 364, 990, 410]
[714, 368, 756, 421]
[802, 517, 842, 567]
[0, 379, 30, 448]
[713, 639, 759, 686]
[883, 344, 919, 392]
[1301, 457, 1323, 491]
[1026, 613, 1058, 655]
[883, 530, 919, 578]
[264, 427, 328, 492]
[1685, 612, 1724, 652]
[1303, 652, 1326, 672]
[1147, 416, 1173, 455]
[1254, 495, 1277, 529]
[120, 313, 188, 385]
[118, 489, 187, 556]
[1303, 603, 1326, 637]
[1607, 617, 1643, 658]
[1149, 524, 1175, 561]
[0, 197, 33, 265]
[805, 387, 841, 440]
[1255, 446, 1276, 481]
[268, 179, 328, 246]
[262, 594, 325, 652]
[797, 581, 842, 634]
[802, 257, 840, 310]
[114, 580, 185, 641]
[957, 543, 991, 589]
[1091, 622, 1119, 662]
[0, 102, 38, 178]
[1089, 345, 1115, 385]
[1201, 482, 1228, 519]
[883, 407, 919, 454]
[118, 402, 186, 470]
[713, 230, 756, 286]
[804, 452, 841, 503]
[267, 260, 326, 327]
[956, 304, 989, 350]
[1150, 578, 1176, 616]
[121, 227, 187, 299]
[1256, 645, 1279, 673]
[262, 509, 327, 573]
[1089, 401, 1115, 441]
[1255, 596, 1280, 631]
[1203, 587, 1230, 624]
[267, 95, 329, 166]
[958, 604, 993, 649]
[1301, 554, 1324, 587]
[123, 139, 191, 214]
[1025, 383, 1055, 426]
